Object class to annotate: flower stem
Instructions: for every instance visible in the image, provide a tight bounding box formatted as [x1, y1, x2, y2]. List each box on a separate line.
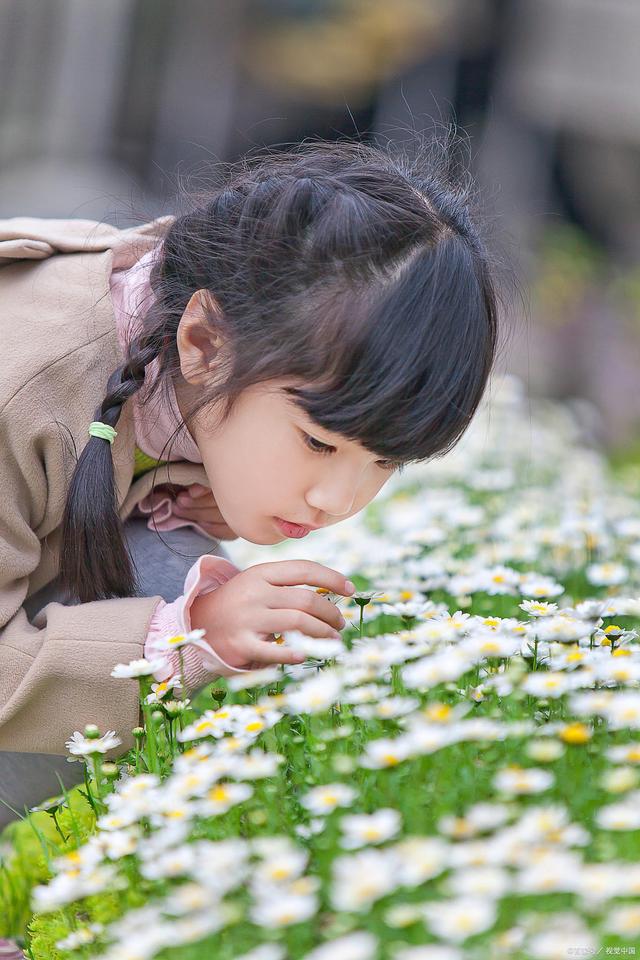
[179, 649, 186, 700]
[141, 703, 159, 775]
[49, 809, 68, 844]
[82, 761, 99, 817]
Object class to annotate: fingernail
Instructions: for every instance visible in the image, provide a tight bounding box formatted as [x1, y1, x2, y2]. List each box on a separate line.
[338, 616, 346, 628]
[332, 630, 342, 640]
[345, 580, 355, 594]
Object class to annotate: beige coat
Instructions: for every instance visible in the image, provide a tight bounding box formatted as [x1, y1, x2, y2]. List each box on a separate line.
[0, 216, 212, 757]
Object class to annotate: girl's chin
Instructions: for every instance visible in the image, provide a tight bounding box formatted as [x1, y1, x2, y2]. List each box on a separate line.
[233, 522, 286, 545]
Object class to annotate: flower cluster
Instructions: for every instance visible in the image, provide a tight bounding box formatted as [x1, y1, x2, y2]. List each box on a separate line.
[14, 376, 640, 959]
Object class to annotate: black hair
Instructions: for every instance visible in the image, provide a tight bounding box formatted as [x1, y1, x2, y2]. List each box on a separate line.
[59, 131, 506, 602]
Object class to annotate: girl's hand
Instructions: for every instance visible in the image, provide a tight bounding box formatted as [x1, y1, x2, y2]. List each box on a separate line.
[173, 483, 238, 540]
[190, 560, 355, 669]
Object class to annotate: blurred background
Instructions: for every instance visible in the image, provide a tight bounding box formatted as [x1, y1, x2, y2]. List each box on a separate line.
[1, 0, 639, 454]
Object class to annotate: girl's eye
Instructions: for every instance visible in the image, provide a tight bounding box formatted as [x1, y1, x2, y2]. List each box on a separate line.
[302, 433, 335, 455]
[302, 431, 404, 472]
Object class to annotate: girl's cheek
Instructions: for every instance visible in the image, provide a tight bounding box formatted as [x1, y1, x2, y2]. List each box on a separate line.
[350, 476, 386, 517]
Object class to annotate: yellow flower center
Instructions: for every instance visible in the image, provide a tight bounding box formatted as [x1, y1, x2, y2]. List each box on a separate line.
[424, 703, 452, 722]
[481, 641, 500, 654]
[363, 827, 382, 840]
[209, 786, 230, 802]
[560, 723, 591, 744]
[195, 721, 213, 733]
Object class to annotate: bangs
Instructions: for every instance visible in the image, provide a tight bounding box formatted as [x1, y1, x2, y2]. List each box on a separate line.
[283, 235, 497, 463]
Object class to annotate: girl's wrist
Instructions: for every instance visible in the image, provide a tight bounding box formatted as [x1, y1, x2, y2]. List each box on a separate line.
[188, 591, 211, 635]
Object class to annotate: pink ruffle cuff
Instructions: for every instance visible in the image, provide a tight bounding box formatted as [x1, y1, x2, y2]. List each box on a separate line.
[143, 553, 253, 693]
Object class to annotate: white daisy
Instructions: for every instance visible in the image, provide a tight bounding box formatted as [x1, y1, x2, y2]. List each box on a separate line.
[110, 657, 167, 678]
[65, 730, 122, 757]
[339, 808, 402, 849]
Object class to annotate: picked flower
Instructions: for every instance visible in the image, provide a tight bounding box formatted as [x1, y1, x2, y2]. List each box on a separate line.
[65, 729, 122, 757]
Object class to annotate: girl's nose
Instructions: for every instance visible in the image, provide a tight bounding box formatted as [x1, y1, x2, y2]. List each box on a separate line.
[305, 482, 357, 519]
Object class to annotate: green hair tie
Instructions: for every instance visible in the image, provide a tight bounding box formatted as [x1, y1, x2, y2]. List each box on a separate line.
[88, 421, 118, 444]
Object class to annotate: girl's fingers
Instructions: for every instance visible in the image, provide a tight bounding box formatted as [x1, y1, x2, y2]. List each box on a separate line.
[188, 484, 210, 497]
[255, 560, 354, 596]
[259, 610, 342, 640]
[176, 495, 221, 515]
[267, 586, 345, 631]
[251, 643, 305, 666]
[173, 498, 226, 522]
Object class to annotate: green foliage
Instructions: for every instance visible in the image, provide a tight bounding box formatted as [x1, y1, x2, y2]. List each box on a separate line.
[0, 785, 94, 941]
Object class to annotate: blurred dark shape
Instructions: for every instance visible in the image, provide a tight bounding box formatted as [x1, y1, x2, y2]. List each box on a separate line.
[0, 0, 638, 446]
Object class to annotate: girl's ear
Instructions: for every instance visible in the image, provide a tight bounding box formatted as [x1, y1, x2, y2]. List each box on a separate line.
[177, 289, 227, 385]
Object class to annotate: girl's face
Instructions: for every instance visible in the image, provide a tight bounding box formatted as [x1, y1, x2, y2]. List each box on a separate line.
[174, 293, 398, 544]
[177, 377, 398, 545]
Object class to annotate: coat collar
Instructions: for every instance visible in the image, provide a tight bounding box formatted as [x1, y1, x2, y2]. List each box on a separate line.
[0, 214, 211, 520]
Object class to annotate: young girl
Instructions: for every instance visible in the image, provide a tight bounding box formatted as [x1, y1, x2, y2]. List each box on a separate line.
[0, 137, 500, 824]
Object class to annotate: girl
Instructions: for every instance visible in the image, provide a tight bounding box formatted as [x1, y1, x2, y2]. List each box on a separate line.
[0, 136, 501, 825]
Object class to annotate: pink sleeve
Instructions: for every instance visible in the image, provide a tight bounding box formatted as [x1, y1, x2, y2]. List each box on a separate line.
[144, 553, 254, 694]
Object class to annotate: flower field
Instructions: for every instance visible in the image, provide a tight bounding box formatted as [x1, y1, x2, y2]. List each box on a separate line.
[2, 375, 640, 959]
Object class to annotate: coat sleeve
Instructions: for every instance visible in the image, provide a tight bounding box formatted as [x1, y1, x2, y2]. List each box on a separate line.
[0, 399, 164, 758]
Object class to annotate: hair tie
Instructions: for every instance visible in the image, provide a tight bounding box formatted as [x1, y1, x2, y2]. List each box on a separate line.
[88, 421, 118, 444]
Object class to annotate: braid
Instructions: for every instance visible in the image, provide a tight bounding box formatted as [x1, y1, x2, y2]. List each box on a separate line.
[58, 329, 167, 603]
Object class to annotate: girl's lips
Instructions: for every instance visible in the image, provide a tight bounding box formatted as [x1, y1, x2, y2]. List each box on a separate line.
[274, 517, 311, 538]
